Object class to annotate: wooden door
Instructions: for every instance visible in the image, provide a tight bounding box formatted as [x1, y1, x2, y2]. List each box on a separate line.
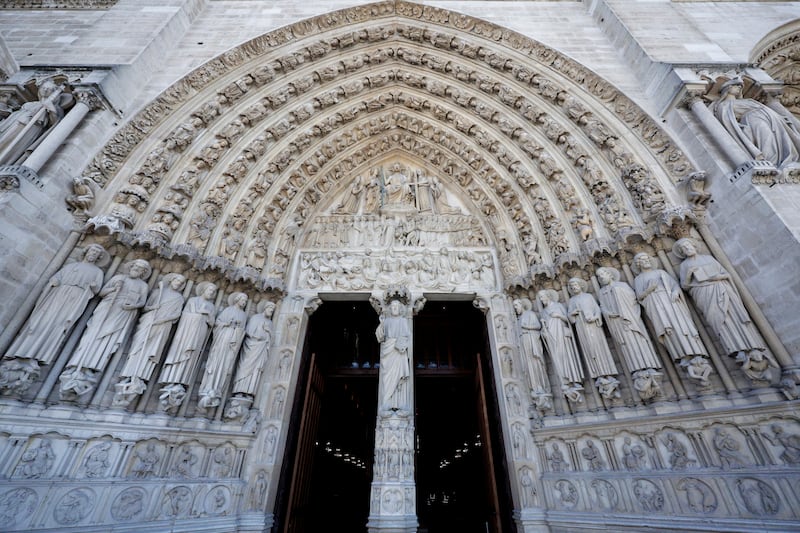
[283, 351, 324, 533]
[475, 353, 503, 533]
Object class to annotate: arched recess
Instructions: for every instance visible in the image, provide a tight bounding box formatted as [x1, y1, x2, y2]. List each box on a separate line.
[79, 0, 696, 294]
[752, 19, 800, 120]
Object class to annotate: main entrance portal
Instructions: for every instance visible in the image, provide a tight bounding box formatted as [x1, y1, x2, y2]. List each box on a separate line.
[276, 300, 512, 532]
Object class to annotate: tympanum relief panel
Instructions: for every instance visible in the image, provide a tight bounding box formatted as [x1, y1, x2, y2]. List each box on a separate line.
[292, 160, 498, 293]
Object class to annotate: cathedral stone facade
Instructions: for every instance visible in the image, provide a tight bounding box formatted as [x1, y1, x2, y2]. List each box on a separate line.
[0, 1, 799, 532]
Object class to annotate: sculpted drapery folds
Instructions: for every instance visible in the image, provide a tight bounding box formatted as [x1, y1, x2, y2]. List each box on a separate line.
[567, 277, 620, 400]
[376, 298, 412, 415]
[198, 292, 249, 409]
[158, 281, 217, 411]
[1, 244, 108, 395]
[0, 77, 69, 166]
[59, 259, 151, 400]
[674, 238, 778, 381]
[514, 298, 551, 409]
[596, 267, 661, 372]
[112, 273, 187, 407]
[537, 289, 584, 403]
[710, 78, 800, 169]
[597, 266, 663, 400]
[632, 252, 713, 386]
[632, 253, 706, 361]
[232, 300, 276, 397]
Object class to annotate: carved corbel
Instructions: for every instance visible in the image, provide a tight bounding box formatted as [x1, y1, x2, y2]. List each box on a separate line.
[304, 296, 323, 315]
[472, 296, 489, 313]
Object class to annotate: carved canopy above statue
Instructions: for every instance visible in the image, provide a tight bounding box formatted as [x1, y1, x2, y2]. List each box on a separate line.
[83, 0, 694, 290]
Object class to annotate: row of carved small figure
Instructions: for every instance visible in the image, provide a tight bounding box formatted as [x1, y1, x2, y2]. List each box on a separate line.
[0, 245, 287, 421]
[505, 239, 781, 409]
[539, 423, 800, 475]
[0, 481, 254, 528]
[7, 436, 263, 483]
[544, 474, 785, 518]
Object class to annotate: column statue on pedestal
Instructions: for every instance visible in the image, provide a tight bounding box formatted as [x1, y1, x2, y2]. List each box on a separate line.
[632, 252, 713, 386]
[674, 238, 778, 382]
[59, 259, 151, 400]
[567, 278, 620, 400]
[0, 244, 108, 395]
[376, 297, 412, 416]
[112, 273, 187, 407]
[537, 289, 584, 403]
[596, 266, 663, 400]
[158, 281, 217, 412]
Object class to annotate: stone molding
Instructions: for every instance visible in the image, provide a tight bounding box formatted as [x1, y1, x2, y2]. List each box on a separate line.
[0, 0, 117, 9]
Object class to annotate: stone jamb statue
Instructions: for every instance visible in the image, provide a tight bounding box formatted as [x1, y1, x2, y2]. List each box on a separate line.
[513, 297, 552, 411]
[225, 300, 276, 421]
[59, 259, 151, 400]
[0, 244, 109, 396]
[596, 266, 663, 401]
[567, 277, 621, 400]
[632, 252, 713, 387]
[674, 238, 778, 383]
[198, 292, 249, 410]
[112, 273, 187, 408]
[158, 281, 217, 412]
[537, 288, 584, 403]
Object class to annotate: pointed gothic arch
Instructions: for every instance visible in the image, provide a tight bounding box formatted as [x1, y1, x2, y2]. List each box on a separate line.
[81, 0, 694, 293]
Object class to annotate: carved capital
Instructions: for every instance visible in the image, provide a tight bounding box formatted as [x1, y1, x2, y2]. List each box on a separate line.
[73, 87, 105, 111]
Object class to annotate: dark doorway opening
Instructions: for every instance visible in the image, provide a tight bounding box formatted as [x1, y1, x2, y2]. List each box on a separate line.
[274, 301, 379, 533]
[275, 299, 514, 533]
[414, 300, 515, 533]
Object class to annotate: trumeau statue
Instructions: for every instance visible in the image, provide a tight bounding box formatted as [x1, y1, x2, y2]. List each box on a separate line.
[59, 259, 151, 400]
[0, 77, 71, 165]
[198, 292, 248, 410]
[537, 288, 584, 403]
[0, 244, 108, 395]
[596, 266, 663, 400]
[226, 300, 275, 421]
[674, 238, 778, 382]
[567, 277, 620, 400]
[112, 273, 187, 408]
[710, 78, 800, 169]
[375, 295, 412, 416]
[158, 281, 217, 411]
[632, 252, 713, 386]
[513, 298, 552, 411]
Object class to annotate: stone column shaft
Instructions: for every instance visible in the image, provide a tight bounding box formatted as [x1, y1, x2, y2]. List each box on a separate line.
[23, 100, 90, 172]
